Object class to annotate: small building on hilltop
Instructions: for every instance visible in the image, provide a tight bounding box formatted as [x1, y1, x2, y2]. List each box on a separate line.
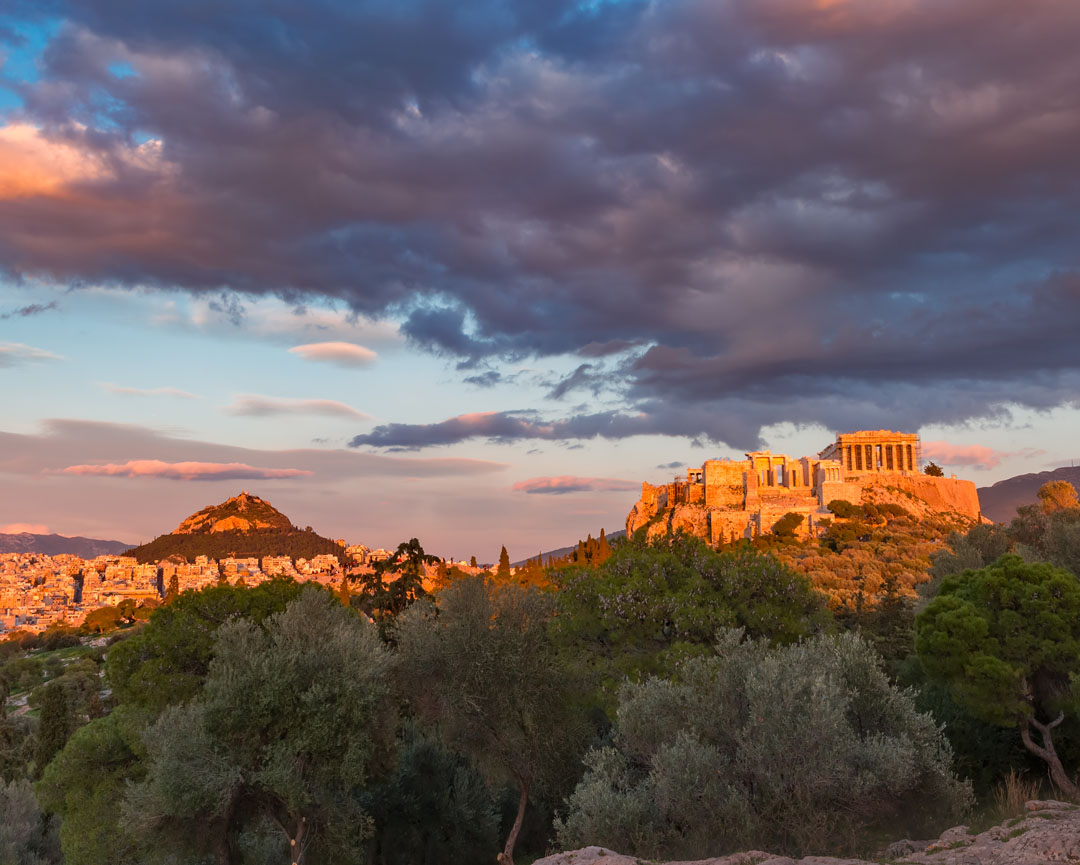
[627, 430, 981, 543]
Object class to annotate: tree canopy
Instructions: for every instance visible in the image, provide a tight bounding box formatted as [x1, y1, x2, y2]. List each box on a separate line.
[553, 533, 828, 689]
[916, 554, 1080, 797]
[396, 577, 588, 864]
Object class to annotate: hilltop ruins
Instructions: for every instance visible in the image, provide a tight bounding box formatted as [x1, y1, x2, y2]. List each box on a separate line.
[626, 430, 982, 543]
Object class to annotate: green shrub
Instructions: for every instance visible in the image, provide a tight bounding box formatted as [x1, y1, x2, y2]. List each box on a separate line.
[827, 500, 862, 519]
[557, 631, 971, 859]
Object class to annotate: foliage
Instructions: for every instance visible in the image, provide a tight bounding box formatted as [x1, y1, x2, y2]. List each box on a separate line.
[497, 545, 511, 579]
[916, 554, 1080, 795]
[361, 725, 501, 865]
[36, 706, 147, 865]
[557, 631, 971, 859]
[927, 524, 1013, 591]
[0, 777, 60, 865]
[924, 462, 945, 477]
[771, 512, 804, 537]
[33, 684, 71, 779]
[351, 538, 438, 625]
[105, 578, 304, 713]
[396, 576, 589, 863]
[553, 534, 828, 690]
[1038, 480, 1080, 513]
[122, 588, 396, 865]
[125, 527, 343, 564]
[827, 499, 862, 519]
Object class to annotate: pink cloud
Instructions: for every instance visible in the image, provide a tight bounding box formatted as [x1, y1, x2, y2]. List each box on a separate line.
[1, 522, 50, 534]
[288, 341, 377, 368]
[512, 475, 640, 495]
[921, 441, 1016, 470]
[60, 460, 314, 481]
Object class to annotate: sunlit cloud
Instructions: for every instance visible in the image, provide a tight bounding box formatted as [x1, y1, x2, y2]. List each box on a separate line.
[225, 394, 371, 419]
[0, 122, 165, 199]
[60, 460, 314, 481]
[512, 475, 639, 495]
[0, 522, 51, 534]
[0, 342, 64, 368]
[921, 441, 1047, 470]
[288, 341, 378, 368]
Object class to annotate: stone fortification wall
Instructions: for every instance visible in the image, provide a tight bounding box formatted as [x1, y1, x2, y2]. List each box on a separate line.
[703, 460, 747, 509]
[885, 475, 981, 521]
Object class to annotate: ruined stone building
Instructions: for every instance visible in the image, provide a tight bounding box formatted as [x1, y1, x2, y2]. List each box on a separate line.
[626, 430, 982, 543]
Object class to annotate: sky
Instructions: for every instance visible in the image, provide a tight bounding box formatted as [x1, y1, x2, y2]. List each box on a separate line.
[1, 0, 1078, 561]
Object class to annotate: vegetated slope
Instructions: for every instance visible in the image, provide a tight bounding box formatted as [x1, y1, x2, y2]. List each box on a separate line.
[124, 491, 342, 563]
[511, 530, 625, 567]
[0, 532, 130, 557]
[721, 503, 973, 611]
[978, 465, 1080, 523]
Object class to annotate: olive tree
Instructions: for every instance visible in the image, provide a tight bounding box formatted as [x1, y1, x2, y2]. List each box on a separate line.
[396, 577, 588, 865]
[917, 554, 1080, 798]
[558, 631, 971, 859]
[122, 587, 396, 865]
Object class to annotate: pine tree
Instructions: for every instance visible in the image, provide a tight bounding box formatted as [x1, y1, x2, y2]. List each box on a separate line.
[497, 546, 511, 580]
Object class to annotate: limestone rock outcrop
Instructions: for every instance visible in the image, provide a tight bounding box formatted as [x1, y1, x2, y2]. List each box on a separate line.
[172, 491, 293, 535]
[535, 800, 1080, 865]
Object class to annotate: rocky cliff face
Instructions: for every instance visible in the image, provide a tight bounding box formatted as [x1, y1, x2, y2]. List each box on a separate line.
[536, 799, 1080, 865]
[171, 491, 293, 535]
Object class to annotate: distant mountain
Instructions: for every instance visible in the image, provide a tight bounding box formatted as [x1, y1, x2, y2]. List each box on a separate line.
[0, 532, 130, 557]
[511, 529, 626, 567]
[126, 491, 343, 564]
[978, 465, 1080, 524]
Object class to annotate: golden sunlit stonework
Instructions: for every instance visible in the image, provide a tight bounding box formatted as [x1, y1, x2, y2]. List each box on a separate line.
[626, 430, 982, 542]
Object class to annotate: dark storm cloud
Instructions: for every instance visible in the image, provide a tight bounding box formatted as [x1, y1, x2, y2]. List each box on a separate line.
[4, 0, 1080, 443]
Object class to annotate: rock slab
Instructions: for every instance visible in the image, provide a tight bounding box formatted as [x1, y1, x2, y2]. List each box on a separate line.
[535, 800, 1080, 865]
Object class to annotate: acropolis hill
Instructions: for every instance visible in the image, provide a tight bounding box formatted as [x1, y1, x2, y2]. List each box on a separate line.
[626, 430, 982, 543]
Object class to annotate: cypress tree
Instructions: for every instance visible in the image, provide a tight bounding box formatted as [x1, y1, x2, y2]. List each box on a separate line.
[497, 546, 511, 579]
[35, 683, 71, 778]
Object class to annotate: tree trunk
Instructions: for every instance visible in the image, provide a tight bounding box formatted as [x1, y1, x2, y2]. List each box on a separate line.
[498, 778, 530, 865]
[1020, 713, 1080, 800]
[215, 786, 241, 865]
[289, 815, 307, 865]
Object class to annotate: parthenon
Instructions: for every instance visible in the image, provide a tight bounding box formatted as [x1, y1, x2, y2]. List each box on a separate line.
[626, 430, 981, 543]
[819, 430, 921, 476]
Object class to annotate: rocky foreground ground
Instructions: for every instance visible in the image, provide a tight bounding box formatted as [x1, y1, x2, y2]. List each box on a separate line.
[535, 799, 1080, 865]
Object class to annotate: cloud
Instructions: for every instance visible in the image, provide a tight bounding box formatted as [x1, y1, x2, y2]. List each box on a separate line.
[656, 461, 684, 470]
[921, 441, 1048, 471]
[0, 343, 64, 368]
[2, 1, 1080, 442]
[103, 384, 200, 399]
[1, 523, 51, 534]
[1, 301, 58, 320]
[512, 475, 639, 495]
[61, 460, 314, 481]
[226, 394, 371, 419]
[0, 418, 508, 480]
[288, 342, 377, 368]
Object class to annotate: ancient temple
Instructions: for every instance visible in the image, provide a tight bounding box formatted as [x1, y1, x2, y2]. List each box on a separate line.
[626, 430, 981, 543]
